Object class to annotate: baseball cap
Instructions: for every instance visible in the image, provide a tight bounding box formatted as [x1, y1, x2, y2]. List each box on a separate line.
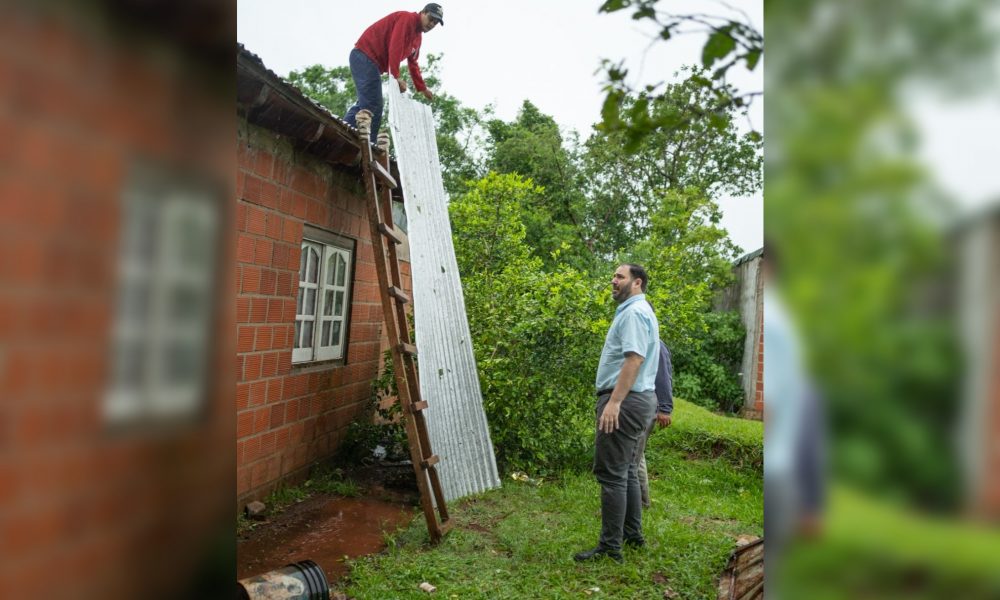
[423, 3, 444, 26]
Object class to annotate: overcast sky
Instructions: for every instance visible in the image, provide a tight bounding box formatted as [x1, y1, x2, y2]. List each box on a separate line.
[237, 0, 765, 254]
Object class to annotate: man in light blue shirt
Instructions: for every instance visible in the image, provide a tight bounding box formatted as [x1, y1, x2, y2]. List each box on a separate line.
[575, 264, 659, 563]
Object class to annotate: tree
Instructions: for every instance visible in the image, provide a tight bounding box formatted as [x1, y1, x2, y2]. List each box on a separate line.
[597, 0, 762, 149]
[286, 64, 358, 118]
[583, 75, 761, 257]
[485, 101, 593, 269]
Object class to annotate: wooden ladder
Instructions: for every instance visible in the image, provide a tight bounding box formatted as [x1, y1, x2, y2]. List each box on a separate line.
[355, 118, 450, 542]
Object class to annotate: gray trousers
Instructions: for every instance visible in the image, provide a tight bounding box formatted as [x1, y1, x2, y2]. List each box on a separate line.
[636, 417, 657, 507]
[593, 390, 657, 552]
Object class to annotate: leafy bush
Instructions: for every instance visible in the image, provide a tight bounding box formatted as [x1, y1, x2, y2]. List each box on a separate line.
[340, 350, 408, 464]
[671, 310, 746, 413]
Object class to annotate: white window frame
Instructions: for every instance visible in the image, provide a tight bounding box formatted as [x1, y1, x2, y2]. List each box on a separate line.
[293, 231, 354, 364]
[105, 167, 220, 424]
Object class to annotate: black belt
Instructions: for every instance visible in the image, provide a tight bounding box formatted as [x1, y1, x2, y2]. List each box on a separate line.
[596, 388, 614, 398]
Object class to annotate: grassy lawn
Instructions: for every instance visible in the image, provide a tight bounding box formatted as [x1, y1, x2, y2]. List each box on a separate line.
[340, 400, 763, 599]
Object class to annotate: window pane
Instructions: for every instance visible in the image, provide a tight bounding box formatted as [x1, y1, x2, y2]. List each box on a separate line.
[299, 244, 308, 280]
[307, 248, 319, 283]
[169, 284, 203, 321]
[296, 287, 304, 315]
[294, 320, 302, 348]
[165, 340, 199, 384]
[334, 291, 344, 316]
[305, 288, 316, 315]
[302, 320, 313, 348]
[321, 320, 331, 346]
[327, 255, 336, 285]
[332, 321, 342, 346]
[336, 254, 346, 286]
[323, 290, 334, 316]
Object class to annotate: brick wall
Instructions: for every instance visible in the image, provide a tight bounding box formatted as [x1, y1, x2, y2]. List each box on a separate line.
[0, 7, 234, 598]
[235, 123, 412, 506]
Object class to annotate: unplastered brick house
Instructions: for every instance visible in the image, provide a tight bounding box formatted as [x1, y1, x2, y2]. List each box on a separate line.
[236, 46, 412, 507]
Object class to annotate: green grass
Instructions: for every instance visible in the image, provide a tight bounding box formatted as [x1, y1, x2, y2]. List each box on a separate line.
[660, 398, 763, 471]
[342, 424, 763, 599]
[780, 486, 1000, 599]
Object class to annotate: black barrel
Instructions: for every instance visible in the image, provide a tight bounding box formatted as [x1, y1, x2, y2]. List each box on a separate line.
[237, 560, 329, 600]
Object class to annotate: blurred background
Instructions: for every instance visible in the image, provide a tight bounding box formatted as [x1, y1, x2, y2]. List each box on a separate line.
[0, 1, 235, 598]
[766, 0, 1000, 597]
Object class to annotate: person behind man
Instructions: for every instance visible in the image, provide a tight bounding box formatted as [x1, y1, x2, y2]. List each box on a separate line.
[344, 3, 443, 143]
[635, 334, 673, 508]
[574, 264, 660, 563]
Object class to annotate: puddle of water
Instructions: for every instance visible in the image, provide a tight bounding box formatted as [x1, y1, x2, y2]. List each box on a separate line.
[237, 494, 416, 582]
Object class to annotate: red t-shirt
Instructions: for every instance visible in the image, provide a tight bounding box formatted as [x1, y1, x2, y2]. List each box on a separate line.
[355, 11, 427, 92]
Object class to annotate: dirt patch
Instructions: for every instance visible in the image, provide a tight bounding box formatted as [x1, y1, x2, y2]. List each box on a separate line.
[236, 467, 419, 583]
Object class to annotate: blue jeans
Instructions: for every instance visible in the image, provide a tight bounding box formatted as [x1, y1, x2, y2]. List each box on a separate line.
[344, 48, 383, 144]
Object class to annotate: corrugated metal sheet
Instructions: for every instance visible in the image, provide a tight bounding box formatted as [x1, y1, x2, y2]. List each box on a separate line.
[387, 85, 500, 501]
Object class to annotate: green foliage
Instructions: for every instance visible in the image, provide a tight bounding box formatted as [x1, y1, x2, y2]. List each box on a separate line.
[485, 101, 592, 269]
[286, 64, 357, 117]
[450, 173, 608, 474]
[630, 187, 741, 350]
[583, 76, 762, 257]
[341, 350, 408, 464]
[672, 311, 746, 413]
[764, 0, 990, 509]
[597, 1, 763, 147]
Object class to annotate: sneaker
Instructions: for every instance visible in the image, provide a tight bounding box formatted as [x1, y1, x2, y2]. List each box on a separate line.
[573, 547, 623, 563]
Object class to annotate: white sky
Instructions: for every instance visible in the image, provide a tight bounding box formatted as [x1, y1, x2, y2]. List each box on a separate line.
[237, 0, 765, 254]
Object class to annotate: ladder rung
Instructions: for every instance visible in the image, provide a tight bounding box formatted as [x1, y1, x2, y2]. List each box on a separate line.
[399, 342, 417, 356]
[388, 286, 410, 304]
[421, 455, 440, 469]
[379, 222, 404, 245]
[371, 161, 398, 189]
[411, 400, 429, 412]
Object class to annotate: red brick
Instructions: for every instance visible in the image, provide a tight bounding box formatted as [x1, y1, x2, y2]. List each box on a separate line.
[237, 326, 254, 353]
[276, 428, 290, 450]
[251, 150, 273, 178]
[285, 399, 299, 422]
[291, 193, 307, 219]
[267, 299, 284, 324]
[283, 299, 297, 322]
[237, 297, 251, 323]
[278, 187, 294, 213]
[243, 174, 263, 205]
[237, 383, 250, 410]
[266, 213, 283, 240]
[260, 181, 279, 209]
[261, 352, 278, 377]
[237, 411, 253, 438]
[277, 351, 293, 375]
[266, 379, 282, 404]
[282, 219, 302, 244]
[273, 244, 290, 271]
[244, 435, 262, 463]
[260, 269, 277, 295]
[243, 354, 262, 381]
[288, 246, 302, 271]
[238, 467, 251, 494]
[253, 407, 269, 433]
[242, 266, 262, 294]
[277, 271, 293, 297]
[269, 405, 285, 429]
[249, 298, 267, 323]
[236, 233, 254, 264]
[254, 238, 273, 266]
[236, 203, 248, 232]
[306, 199, 327, 224]
[247, 205, 267, 235]
[255, 326, 273, 351]
[249, 381, 267, 407]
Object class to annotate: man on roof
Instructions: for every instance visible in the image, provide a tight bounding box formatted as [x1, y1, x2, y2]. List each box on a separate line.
[345, 3, 443, 143]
